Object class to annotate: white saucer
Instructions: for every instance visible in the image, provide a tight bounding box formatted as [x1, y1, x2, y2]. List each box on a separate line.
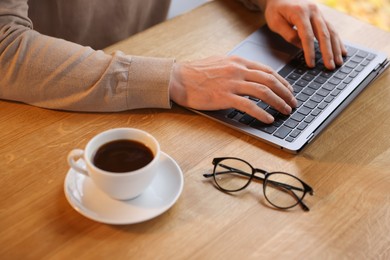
[64, 152, 184, 225]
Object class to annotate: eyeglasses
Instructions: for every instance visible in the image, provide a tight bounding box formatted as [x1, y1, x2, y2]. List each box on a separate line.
[203, 157, 314, 211]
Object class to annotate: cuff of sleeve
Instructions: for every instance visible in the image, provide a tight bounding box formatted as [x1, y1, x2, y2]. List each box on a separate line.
[237, 0, 263, 11]
[127, 55, 175, 109]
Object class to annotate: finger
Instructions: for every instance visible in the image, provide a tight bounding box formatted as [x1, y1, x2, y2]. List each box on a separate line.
[237, 57, 294, 93]
[310, 14, 336, 70]
[290, 10, 316, 68]
[269, 15, 303, 49]
[229, 94, 275, 124]
[295, 20, 316, 68]
[234, 81, 293, 116]
[326, 21, 348, 66]
[243, 69, 297, 108]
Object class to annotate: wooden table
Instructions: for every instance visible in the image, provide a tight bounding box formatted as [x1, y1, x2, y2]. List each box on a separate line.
[1, 0, 390, 258]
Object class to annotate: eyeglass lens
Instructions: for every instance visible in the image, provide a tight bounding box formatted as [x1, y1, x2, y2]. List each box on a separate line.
[214, 158, 252, 191]
[264, 173, 306, 209]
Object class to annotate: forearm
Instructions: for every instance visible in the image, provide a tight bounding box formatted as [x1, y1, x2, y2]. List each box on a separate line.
[237, 0, 267, 11]
[0, 2, 174, 112]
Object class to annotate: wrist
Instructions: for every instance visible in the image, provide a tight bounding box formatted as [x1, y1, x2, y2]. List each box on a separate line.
[256, 0, 268, 11]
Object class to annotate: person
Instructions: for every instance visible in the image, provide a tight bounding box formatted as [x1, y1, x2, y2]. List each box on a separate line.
[0, 0, 346, 124]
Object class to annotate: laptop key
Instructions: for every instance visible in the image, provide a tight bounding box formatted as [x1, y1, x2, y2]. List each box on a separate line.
[367, 53, 376, 61]
[340, 67, 353, 74]
[308, 82, 322, 90]
[307, 68, 321, 76]
[328, 78, 341, 85]
[337, 83, 348, 90]
[239, 114, 255, 125]
[286, 78, 296, 85]
[356, 50, 368, 58]
[294, 67, 306, 75]
[256, 101, 269, 110]
[317, 89, 330, 97]
[314, 76, 327, 84]
[351, 56, 364, 63]
[298, 107, 311, 116]
[335, 72, 348, 80]
[355, 64, 365, 72]
[323, 83, 336, 91]
[302, 74, 315, 81]
[345, 61, 359, 68]
[324, 96, 334, 103]
[273, 118, 284, 127]
[284, 119, 299, 129]
[304, 115, 315, 123]
[344, 77, 354, 84]
[304, 100, 317, 109]
[288, 73, 301, 81]
[302, 88, 315, 96]
[318, 102, 328, 110]
[320, 71, 334, 78]
[273, 126, 292, 139]
[331, 89, 341, 97]
[310, 94, 324, 103]
[297, 122, 308, 130]
[346, 46, 358, 56]
[296, 79, 310, 87]
[291, 113, 305, 122]
[278, 64, 296, 78]
[297, 93, 310, 102]
[293, 85, 304, 94]
[311, 109, 322, 116]
[361, 59, 370, 66]
[227, 110, 238, 119]
[251, 120, 277, 134]
[290, 129, 301, 138]
[286, 136, 295, 142]
[350, 71, 359, 78]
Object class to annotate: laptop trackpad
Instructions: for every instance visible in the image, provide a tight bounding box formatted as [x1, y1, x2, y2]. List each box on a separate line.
[229, 41, 294, 71]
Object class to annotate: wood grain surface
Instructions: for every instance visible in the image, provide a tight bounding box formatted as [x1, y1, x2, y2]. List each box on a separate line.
[1, 0, 390, 259]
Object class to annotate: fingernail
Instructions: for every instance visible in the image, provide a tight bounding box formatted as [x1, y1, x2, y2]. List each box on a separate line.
[266, 114, 274, 124]
[284, 104, 292, 114]
[287, 84, 294, 92]
[329, 60, 336, 70]
[290, 96, 298, 107]
[337, 55, 343, 65]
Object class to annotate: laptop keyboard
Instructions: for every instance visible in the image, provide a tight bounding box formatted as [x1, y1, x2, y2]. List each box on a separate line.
[227, 43, 377, 142]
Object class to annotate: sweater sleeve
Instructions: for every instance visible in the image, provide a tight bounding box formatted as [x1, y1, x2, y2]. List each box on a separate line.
[0, 0, 174, 112]
[236, 0, 266, 11]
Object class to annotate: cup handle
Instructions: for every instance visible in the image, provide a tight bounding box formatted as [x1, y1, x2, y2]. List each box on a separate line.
[67, 149, 89, 176]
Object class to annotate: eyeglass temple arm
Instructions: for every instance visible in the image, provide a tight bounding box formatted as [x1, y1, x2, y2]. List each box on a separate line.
[287, 186, 310, 212]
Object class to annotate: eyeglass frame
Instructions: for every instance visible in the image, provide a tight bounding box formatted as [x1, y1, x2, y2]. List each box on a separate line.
[203, 157, 314, 211]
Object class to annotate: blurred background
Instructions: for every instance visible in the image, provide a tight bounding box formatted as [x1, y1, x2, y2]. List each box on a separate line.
[169, 0, 390, 31]
[319, 0, 390, 31]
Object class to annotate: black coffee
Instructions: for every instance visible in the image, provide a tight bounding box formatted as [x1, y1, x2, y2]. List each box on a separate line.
[93, 139, 154, 173]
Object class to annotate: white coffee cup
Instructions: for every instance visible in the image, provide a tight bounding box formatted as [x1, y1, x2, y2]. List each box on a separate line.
[67, 128, 160, 200]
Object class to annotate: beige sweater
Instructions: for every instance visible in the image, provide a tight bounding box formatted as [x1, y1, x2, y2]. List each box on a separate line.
[0, 0, 260, 111]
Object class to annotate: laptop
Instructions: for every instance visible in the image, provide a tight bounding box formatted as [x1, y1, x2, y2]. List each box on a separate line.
[193, 25, 389, 153]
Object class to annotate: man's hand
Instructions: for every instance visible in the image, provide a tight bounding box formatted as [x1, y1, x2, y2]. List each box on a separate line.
[169, 56, 297, 124]
[263, 0, 347, 70]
